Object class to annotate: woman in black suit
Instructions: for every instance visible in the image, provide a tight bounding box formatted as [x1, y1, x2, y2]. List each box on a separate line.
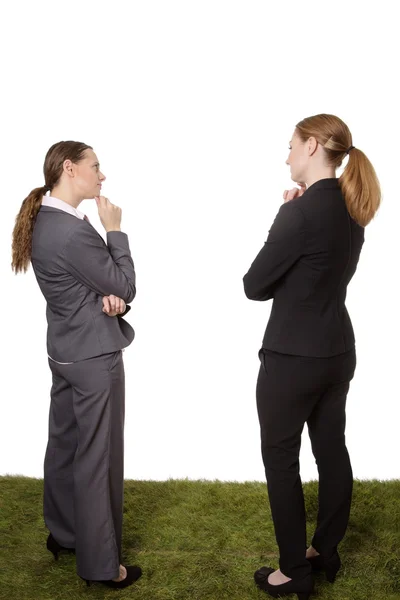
[243, 113, 381, 599]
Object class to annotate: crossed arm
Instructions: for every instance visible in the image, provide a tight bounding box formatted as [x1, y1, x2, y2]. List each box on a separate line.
[61, 223, 136, 318]
[243, 200, 305, 300]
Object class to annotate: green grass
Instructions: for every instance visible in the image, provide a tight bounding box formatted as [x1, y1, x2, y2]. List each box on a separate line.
[0, 477, 399, 599]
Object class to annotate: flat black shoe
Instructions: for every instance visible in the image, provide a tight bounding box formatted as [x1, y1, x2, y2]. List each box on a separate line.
[46, 533, 75, 561]
[307, 551, 341, 583]
[82, 565, 142, 589]
[254, 566, 314, 599]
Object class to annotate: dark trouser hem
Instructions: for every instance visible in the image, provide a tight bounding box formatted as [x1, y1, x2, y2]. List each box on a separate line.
[77, 568, 120, 581]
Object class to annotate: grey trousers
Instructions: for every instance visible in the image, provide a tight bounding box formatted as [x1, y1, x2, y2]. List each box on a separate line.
[44, 350, 124, 581]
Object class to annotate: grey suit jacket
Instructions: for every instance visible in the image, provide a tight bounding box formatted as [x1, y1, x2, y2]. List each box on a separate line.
[31, 205, 136, 362]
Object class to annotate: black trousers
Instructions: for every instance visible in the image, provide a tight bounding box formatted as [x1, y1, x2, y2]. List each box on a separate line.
[256, 346, 356, 579]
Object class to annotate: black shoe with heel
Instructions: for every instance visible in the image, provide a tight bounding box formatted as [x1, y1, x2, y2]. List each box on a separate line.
[254, 566, 314, 599]
[82, 565, 142, 589]
[46, 533, 75, 561]
[307, 550, 341, 583]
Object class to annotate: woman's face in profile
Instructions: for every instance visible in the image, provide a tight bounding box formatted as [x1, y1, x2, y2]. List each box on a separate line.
[286, 130, 308, 183]
[71, 149, 106, 199]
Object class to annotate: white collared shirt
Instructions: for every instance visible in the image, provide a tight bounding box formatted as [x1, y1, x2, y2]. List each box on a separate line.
[42, 195, 86, 220]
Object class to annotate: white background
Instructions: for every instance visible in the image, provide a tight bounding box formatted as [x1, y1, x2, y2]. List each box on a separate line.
[1, 1, 399, 482]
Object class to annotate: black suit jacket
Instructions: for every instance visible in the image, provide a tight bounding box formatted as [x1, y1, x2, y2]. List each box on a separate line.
[243, 178, 365, 357]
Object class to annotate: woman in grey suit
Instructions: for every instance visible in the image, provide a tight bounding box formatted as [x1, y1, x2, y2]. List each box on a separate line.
[11, 141, 141, 589]
[243, 114, 381, 599]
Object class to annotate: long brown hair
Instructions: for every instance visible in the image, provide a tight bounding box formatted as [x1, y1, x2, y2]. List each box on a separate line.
[296, 114, 381, 227]
[11, 141, 92, 274]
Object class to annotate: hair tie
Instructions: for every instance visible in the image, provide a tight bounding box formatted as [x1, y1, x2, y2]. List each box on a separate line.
[43, 184, 51, 192]
[346, 146, 355, 154]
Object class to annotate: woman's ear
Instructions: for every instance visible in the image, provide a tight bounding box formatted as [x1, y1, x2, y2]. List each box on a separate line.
[63, 159, 74, 176]
[308, 136, 318, 156]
